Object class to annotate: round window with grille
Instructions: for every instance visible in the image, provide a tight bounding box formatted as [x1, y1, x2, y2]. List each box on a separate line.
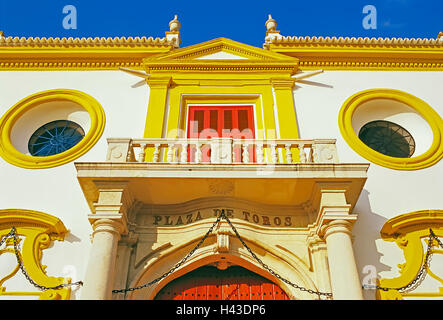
[358, 120, 415, 158]
[28, 120, 85, 157]
[338, 89, 443, 170]
[0, 89, 105, 168]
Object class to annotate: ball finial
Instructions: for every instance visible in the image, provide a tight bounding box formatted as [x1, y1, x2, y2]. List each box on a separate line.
[265, 14, 277, 32]
[169, 15, 181, 32]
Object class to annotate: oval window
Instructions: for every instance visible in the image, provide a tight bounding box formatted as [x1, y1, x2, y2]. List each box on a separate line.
[338, 89, 443, 170]
[358, 120, 415, 158]
[28, 120, 85, 157]
[0, 89, 105, 169]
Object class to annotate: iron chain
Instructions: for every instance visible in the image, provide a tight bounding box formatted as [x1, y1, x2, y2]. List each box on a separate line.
[4, 217, 440, 297]
[112, 212, 224, 294]
[0, 227, 83, 291]
[221, 211, 333, 298]
[368, 228, 443, 292]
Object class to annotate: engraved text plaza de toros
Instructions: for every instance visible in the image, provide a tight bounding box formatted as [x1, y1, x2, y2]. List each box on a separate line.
[151, 208, 294, 227]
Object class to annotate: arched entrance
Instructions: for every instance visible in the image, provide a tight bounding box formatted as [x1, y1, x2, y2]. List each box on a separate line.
[154, 265, 290, 300]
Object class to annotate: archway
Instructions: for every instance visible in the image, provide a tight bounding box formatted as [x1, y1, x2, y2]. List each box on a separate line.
[154, 265, 289, 300]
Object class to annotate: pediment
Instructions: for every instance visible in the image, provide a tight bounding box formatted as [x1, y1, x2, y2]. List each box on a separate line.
[143, 38, 299, 74]
[146, 38, 299, 62]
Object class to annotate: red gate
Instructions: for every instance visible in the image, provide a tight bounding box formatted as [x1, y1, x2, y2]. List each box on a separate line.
[154, 266, 289, 300]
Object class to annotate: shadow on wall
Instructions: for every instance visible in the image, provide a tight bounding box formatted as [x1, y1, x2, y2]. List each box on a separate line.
[295, 80, 334, 89]
[65, 232, 82, 243]
[352, 189, 392, 300]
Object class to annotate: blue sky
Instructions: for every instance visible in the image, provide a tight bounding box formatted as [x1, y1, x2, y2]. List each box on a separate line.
[0, 0, 441, 48]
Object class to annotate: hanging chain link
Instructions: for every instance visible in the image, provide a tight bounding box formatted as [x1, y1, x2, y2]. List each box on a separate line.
[3, 217, 441, 297]
[368, 228, 443, 292]
[221, 211, 333, 298]
[0, 227, 83, 291]
[112, 211, 224, 294]
[113, 210, 333, 298]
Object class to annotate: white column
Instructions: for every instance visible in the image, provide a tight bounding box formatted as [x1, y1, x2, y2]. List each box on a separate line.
[81, 219, 124, 300]
[322, 219, 363, 300]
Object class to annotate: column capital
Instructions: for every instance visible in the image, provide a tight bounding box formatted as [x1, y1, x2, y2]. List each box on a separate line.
[90, 180, 133, 235]
[146, 76, 172, 88]
[91, 218, 126, 239]
[270, 77, 295, 90]
[311, 180, 358, 238]
[320, 219, 355, 239]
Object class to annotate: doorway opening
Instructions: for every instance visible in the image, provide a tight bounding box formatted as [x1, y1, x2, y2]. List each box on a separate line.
[154, 265, 289, 300]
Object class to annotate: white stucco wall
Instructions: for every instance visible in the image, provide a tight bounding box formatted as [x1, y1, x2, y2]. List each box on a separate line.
[293, 70, 443, 299]
[0, 70, 150, 299]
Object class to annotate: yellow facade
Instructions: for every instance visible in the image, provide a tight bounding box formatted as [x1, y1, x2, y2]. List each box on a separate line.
[0, 15, 442, 301]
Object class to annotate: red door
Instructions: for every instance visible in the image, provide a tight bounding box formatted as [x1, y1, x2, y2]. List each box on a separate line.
[187, 105, 255, 162]
[154, 265, 289, 300]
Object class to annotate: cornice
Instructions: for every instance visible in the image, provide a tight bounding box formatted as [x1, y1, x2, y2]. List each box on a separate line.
[143, 60, 299, 74]
[265, 35, 443, 48]
[0, 35, 175, 47]
[0, 35, 175, 70]
[1, 32, 441, 71]
[149, 37, 297, 62]
[380, 209, 443, 238]
[143, 37, 299, 75]
[264, 34, 443, 71]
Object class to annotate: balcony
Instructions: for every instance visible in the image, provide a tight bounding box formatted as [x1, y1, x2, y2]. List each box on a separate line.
[75, 137, 368, 221]
[105, 137, 340, 164]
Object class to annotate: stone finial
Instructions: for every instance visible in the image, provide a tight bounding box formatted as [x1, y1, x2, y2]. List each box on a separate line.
[0, 31, 4, 39]
[438, 31, 443, 41]
[264, 14, 282, 46]
[265, 14, 277, 32]
[165, 15, 181, 48]
[169, 14, 181, 32]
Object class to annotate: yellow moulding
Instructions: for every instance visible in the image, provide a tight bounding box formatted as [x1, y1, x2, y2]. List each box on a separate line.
[271, 78, 299, 139]
[143, 77, 172, 161]
[338, 88, 443, 170]
[268, 44, 443, 71]
[143, 80, 305, 164]
[0, 45, 174, 70]
[165, 86, 274, 139]
[377, 210, 443, 300]
[0, 89, 106, 169]
[143, 83, 277, 162]
[144, 77, 173, 138]
[271, 78, 299, 161]
[0, 209, 72, 300]
[144, 37, 299, 62]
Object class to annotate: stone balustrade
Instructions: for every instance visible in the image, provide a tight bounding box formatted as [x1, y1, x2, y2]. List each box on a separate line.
[106, 137, 339, 164]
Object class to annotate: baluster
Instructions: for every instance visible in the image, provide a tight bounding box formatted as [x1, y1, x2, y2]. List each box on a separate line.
[285, 144, 292, 164]
[299, 144, 306, 163]
[233, 140, 240, 163]
[167, 143, 174, 163]
[310, 144, 317, 163]
[195, 142, 202, 164]
[256, 142, 264, 164]
[127, 147, 133, 162]
[242, 142, 249, 163]
[232, 145, 237, 163]
[180, 142, 188, 163]
[271, 143, 277, 164]
[152, 143, 160, 163]
[138, 143, 146, 162]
